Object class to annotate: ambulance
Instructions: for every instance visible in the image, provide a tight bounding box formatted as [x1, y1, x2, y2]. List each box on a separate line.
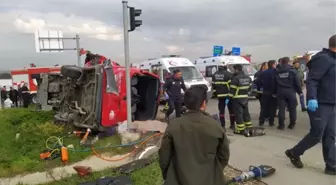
[194, 55, 257, 82]
[194, 55, 257, 96]
[137, 55, 212, 100]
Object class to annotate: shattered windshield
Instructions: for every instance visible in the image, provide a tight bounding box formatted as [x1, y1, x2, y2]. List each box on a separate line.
[227, 64, 257, 76]
[169, 66, 203, 80]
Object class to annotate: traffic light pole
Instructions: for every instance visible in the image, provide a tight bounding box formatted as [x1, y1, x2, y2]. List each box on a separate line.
[122, 1, 132, 129]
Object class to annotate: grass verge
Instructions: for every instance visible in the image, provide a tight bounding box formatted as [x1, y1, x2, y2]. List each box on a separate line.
[35, 159, 265, 185]
[0, 108, 127, 178]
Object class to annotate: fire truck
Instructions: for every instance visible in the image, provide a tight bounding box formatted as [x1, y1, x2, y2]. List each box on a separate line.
[10, 65, 61, 103]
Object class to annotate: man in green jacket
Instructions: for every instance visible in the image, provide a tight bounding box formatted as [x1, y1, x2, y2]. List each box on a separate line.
[159, 86, 230, 185]
[293, 61, 308, 111]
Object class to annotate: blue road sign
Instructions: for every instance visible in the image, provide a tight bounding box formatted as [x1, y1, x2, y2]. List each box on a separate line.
[232, 47, 241, 55]
[213, 46, 223, 56]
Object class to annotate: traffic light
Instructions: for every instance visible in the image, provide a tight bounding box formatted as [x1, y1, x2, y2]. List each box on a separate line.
[129, 7, 142, 32]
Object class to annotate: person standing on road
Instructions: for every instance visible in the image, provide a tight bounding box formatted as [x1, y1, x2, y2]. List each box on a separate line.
[9, 87, 18, 107]
[293, 61, 308, 112]
[212, 62, 234, 130]
[159, 85, 230, 185]
[21, 83, 30, 108]
[285, 35, 336, 175]
[163, 69, 187, 121]
[274, 57, 302, 130]
[253, 62, 268, 107]
[258, 60, 277, 127]
[229, 64, 253, 135]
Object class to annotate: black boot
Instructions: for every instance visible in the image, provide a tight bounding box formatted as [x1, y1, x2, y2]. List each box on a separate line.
[325, 167, 336, 175]
[301, 107, 307, 112]
[277, 125, 285, 130]
[288, 123, 296, 129]
[285, 149, 304, 168]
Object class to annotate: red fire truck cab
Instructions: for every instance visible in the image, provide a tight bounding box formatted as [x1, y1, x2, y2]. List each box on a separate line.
[11, 66, 61, 103]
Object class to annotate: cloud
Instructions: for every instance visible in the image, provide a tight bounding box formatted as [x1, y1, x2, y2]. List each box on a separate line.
[11, 11, 122, 41]
[0, 0, 335, 70]
[166, 45, 184, 53]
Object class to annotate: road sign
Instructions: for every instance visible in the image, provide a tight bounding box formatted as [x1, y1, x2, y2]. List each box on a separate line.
[232, 47, 241, 55]
[35, 31, 64, 53]
[34, 30, 82, 66]
[213, 46, 223, 56]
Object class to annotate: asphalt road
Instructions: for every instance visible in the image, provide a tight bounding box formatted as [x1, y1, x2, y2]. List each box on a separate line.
[193, 98, 335, 185]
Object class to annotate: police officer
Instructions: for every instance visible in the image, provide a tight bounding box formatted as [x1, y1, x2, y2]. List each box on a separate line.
[163, 69, 187, 121]
[162, 72, 172, 113]
[229, 64, 252, 135]
[258, 60, 277, 126]
[212, 62, 234, 130]
[285, 35, 336, 175]
[293, 61, 308, 112]
[274, 57, 302, 130]
[253, 62, 268, 107]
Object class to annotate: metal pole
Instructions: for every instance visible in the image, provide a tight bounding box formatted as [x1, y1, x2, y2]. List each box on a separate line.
[76, 34, 81, 67]
[0, 90, 2, 109]
[122, 1, 132, 129]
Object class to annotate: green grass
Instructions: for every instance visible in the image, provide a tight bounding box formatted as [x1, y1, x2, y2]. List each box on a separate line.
[0, 108, 128, 177]
[34, 160, 245, 185]
[36, 160, 163, 185]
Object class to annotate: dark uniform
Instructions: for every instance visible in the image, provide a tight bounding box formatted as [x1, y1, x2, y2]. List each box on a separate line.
[253, 70, 263, 105]
[229, 71, 252, 134]
[163, 77, 187, 119]
[159, 110, 230, 185]
[258, 67, 277, 126]
[9, 88, 18, 107]
[274, 64, 302, 129]
[288, 48, 336, 173]
[21, 85, 30, 108]
[212, 67, 234, 129]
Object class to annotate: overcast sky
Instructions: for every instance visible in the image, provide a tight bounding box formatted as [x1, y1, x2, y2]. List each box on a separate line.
[0, 0, 335, 69]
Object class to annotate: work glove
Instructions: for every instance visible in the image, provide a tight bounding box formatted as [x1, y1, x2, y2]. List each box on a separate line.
[307, 99, 318, 112]
[164, 92, 169, 100]
[225, 99, 229, 105]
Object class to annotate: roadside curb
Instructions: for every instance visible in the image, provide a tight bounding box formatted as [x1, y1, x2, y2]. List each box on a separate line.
[0, 154, 133, 185]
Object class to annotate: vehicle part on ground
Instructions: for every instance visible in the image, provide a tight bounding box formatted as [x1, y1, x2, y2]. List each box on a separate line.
[73, 166, 92, 177]
[36, 59, 161, 131]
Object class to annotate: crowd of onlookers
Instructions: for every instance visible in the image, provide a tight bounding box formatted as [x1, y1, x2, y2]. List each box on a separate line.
[1, 83, 30, 108]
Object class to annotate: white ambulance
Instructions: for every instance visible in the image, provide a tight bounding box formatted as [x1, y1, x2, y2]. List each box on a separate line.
[138, 55, 212, 100]
[194, 55, 257, 82]
[194, 55, 257, 96]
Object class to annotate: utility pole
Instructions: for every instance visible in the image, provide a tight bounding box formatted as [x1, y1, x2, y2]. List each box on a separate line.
[122, 1, 142, 129]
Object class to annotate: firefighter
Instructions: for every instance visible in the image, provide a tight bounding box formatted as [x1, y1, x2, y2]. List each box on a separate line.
[163, 69, 187, 121]
[285, 35, 336, 175]
[293, 61, 308, 112]
[21, 83, 30, 108]
[212, 62, 234, 130]
[258, 60, 277, 127]
[274, 57, 302, 130]
[229, 64, 252, 135]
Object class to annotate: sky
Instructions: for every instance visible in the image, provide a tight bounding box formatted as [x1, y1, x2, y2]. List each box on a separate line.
[0, 0, 335, 69]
